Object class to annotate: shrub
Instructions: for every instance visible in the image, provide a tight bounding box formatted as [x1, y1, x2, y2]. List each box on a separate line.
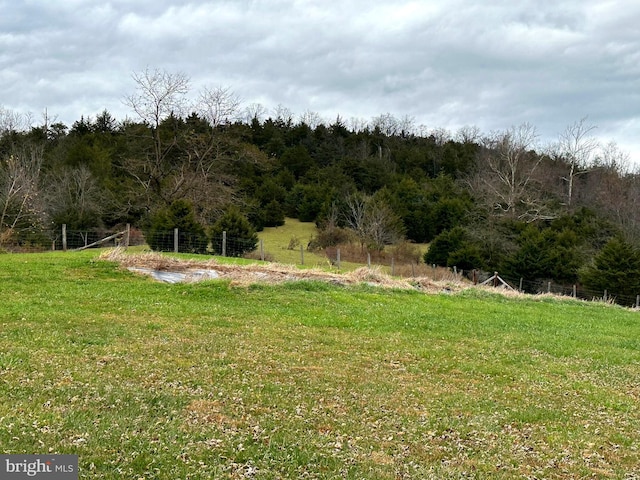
[308, 226, 353, 251]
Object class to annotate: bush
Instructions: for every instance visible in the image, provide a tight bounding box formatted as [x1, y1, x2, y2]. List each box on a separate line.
[308, 226, 353, 251]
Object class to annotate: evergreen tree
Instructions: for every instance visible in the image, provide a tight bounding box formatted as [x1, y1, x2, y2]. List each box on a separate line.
[145, 200, 208, 253]
[210, 207, 258, 257]
[580, 237, 640, 304]
[424, 227, 468, 267]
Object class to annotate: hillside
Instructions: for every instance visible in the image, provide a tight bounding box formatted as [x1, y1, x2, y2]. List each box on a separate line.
[2, 110, 640, 305]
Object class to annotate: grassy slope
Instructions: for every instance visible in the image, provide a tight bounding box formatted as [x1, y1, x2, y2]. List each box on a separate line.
[257, 218, 362, 271]
[1, 250, 640, 478]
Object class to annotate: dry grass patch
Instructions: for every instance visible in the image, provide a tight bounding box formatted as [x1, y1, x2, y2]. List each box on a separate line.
[100, 248, 471, 293]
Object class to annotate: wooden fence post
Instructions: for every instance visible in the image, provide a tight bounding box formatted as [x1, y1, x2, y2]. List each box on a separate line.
[636, 295, 639, 309]
[367, 252, 371, 269]
[62, 224, 67, 252]
[336, 248, 341, 270]
[519, 278, 523, 292]
[573, 285, 577, 298]
[124, 224, 130, 248]
[260, 239, 264, 261]
[391, 256, 395, 276]
[174, 228, 179, 253]
[604, 289, 608, 302]
[222, 231, 227, 257]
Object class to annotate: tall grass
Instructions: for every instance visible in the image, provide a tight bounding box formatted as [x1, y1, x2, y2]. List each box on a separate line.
[1, 250, 640, 478]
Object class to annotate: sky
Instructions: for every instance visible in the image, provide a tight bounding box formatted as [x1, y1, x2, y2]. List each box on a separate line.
[1, 0, 639, 165]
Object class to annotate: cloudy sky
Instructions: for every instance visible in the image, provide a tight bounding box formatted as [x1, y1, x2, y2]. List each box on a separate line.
[1, 0, 639, 163]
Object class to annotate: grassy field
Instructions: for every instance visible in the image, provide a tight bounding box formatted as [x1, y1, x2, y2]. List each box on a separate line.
[256, 218, 428, 276]
[1, 250, 640, 478]
[255, 218, 356, 270]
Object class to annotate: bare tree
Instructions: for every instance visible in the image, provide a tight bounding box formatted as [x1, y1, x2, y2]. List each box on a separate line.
[273, 104, 294, 126]
[243, 103, 267, 124]
[122, 68, 191, 199]
[554, 117, 599, 207]
[0, 107, 31, 136]
[124, 68, 190, 128]
[471, 123, 550, 220]
[44, 165, 105, 229]
[343, 193, 405, 251]
[348, 116, 368, 133]
[0, 143, 45, 244]
[371, 113, 398, 136]
[197, 85, 242, 128]
[343, 193, 368, 249]
[363, 198, 405, 250]
[429, 127, 452, 146]
[586, 142, 640, 240]
[455, 125, 481, 144]
[595, 140, 630, 174]
[397, 115, 416, 137]
[298, 110, 324, 129]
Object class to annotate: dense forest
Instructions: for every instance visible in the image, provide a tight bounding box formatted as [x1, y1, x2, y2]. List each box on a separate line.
[2, 69, 640, 302]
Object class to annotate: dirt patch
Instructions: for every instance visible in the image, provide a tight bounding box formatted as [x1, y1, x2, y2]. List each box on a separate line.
[100, 248, 469, 294]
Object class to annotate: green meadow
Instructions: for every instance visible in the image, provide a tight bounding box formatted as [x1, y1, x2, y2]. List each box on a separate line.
[1, 250, 640, 478]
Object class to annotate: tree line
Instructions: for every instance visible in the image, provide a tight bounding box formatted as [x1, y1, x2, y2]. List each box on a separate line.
[2, 68, 640, 303]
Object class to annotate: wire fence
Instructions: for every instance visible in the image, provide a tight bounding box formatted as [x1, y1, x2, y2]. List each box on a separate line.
[2, 225, 639, 308]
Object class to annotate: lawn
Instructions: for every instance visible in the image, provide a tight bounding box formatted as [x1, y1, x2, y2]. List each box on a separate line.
[1, 250, 640, 478]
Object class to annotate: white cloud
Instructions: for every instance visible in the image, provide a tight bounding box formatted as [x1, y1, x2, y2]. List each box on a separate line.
[0, 0, 638, 163]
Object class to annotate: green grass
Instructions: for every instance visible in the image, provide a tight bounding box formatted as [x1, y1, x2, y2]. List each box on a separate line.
[2, 250, 640, 478]
[257, 218, 362, 271]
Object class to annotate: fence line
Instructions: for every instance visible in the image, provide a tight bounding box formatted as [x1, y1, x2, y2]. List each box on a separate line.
[2, 225, 639, 308]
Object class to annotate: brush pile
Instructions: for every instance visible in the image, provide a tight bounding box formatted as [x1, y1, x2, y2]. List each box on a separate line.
[100, 248, 469, 293]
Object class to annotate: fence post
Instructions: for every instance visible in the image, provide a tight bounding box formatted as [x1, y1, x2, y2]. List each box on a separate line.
[547, 281, 551, 294]
[62, 224, 67, 252]
[604, 289, 608, 302]
[391, 256, 395, 276]
[260, 239, 264, 261]
[636, 295, 639, 309]
[473, 269, 478, 285]
[453, 266, 457, 276]
[573, 285, 577, 298]
[124, 223, 130, 248]
[519, 278, 523, 292]
[222, 231, 227, 257]
[336, 248, 341, 270]
[367, 252, 371, 269]
[174, 228, 179, 253]
[300, 244, 304, 265]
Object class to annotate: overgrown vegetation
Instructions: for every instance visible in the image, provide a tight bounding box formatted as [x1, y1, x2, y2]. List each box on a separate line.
[1, 250, 640, 478]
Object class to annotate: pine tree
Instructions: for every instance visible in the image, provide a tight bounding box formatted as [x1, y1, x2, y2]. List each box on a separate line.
[210, 207, 258, 257]
[580, 237, 640, 304]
